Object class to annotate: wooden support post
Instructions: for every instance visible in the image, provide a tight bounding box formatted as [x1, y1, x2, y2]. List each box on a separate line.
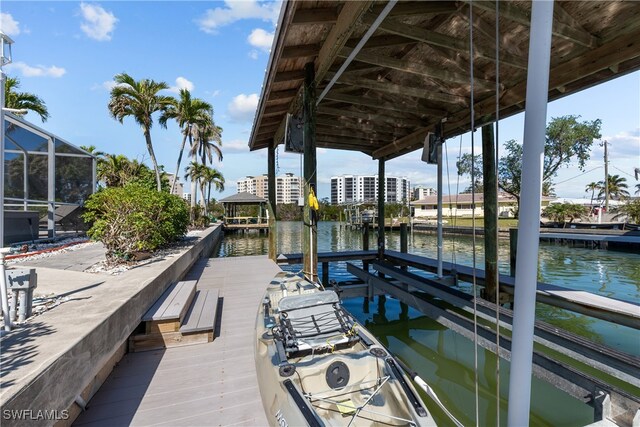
[303, 62, 318, 283]
[363, 222, 370, 271]
[482, 123, 498, 303]
[267, 141, 278, 261]
[268, 142, 277, 218]
[400, 222, 408, 271]
[377, 158, 386, 260]
[510, 228, 518, 277]
[322, 262, 329, 286]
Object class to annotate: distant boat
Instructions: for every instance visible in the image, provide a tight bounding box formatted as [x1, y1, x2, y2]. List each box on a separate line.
[255, 271, 437, 426]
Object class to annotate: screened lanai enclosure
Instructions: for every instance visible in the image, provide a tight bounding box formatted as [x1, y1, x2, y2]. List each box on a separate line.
[3, 113, 96, 245]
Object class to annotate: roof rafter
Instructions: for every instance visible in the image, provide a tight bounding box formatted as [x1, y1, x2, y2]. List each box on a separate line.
[340, 47, 496, 90]
[468, 1, 599, 48]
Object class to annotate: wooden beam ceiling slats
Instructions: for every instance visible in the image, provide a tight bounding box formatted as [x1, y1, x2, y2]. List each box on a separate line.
[376, 18, 527, 70]
[281, 44, 321, 59]
[315, 1, 375, 86]
[381, 1, 458, 17]
[323, 91, 446, 117]
[372, 126, 432, 159]
[271, 1, 375, 149]
[469, 1, 598, 48]
[317, 141, 374, 153]
[317, 106, 425, 127]
[316, 135, 379, 147]
[328, 73, 467, 106]
[268, 89, 298, 102]
[291, 7, 338, 25]
[317, 124, 401, 141]
[273, 70, 306, 83]
[340, 47, 496, 90]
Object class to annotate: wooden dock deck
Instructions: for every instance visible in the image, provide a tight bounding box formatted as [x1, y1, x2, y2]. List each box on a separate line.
[74, 256, 280, 427]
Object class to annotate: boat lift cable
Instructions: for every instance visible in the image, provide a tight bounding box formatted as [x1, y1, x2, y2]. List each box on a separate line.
[395, 358, 465, 427]
[494, 1, 502, 424]
[468, 1, 480, 425]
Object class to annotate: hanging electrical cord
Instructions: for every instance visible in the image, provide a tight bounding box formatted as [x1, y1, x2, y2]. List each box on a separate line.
[469, 1, 480, 425]
[494, 1, 502, 424]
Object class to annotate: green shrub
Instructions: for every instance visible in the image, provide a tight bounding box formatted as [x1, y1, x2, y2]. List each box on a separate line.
[83, 183, 189, 261]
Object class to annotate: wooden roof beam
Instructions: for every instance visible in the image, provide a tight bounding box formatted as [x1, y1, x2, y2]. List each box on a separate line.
[272, 1, 375, 147]
[382, 1, 458, 17]
[317, 114, 415, 132]
[340, 47, 496, 90]
[317, 134, 380, 146]
[372, 126, 432, 159]
[468, 1, 598, 48]
[317, 106, 425, 127]
[317, 140, 375, 154]
[328, 73, 467, 106]
[282, 44, 321, 59]
[375, 18, 527, 69]
[323, 91, 446, 117]
[317, 124, 402, 140]
[273, 69, 306, 83]
[267, 89, 297, 102]
[291, 7, 339, 25]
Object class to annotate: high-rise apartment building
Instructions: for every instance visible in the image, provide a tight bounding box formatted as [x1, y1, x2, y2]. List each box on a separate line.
[330, 175, 410, 205]
[413, 186, 437, 200]
[237, 173, 303, 205]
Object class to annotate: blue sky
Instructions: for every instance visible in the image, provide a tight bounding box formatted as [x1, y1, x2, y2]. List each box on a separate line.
[2, 1, 639, 200]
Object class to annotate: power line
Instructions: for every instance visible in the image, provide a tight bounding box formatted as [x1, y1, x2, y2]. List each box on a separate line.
[554, 166, 603, 185]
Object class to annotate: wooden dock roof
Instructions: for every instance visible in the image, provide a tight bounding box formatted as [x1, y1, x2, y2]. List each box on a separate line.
[249, 1, 640, 159]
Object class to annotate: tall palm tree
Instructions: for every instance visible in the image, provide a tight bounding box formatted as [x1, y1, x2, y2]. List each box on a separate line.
[4, 76, 49, 122]
[597, 174, 630, 200]
[159, 89, 213, 194]
[188, 116, 223, 211]
[107, 73, 173, 191]
[585, 182, 599, 207]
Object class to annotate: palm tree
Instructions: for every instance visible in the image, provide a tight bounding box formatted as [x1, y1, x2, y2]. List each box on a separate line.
[99, 154, 132, 187]
[635, 183, 640, 196]
[585, 182, 599, 207]
[4, 76, 49, 122]
[185, 161, 209, 215]
[188, 116, 223, 211]
[107, 73, 173, 191]
[204, 167, 225, 208]
[159, 89, 213, 194]
[597, 174, 630, 200]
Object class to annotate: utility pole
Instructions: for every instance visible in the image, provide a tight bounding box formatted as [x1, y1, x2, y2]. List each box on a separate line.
[604, 140, 609, 213]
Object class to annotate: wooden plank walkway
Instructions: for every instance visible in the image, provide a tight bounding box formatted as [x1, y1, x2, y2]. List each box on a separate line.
[74, 256, 280, 427]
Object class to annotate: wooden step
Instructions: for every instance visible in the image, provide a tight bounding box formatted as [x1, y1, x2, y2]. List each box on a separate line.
[180, 289, 220, 334]
[142, 280, 197, 334]
[129, 331, 213, 352]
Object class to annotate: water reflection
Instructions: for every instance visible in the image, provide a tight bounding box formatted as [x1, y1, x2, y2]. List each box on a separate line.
[217, 221, 640, 356]
[344, 297, 593, 427]
[217, 222, 640, 425]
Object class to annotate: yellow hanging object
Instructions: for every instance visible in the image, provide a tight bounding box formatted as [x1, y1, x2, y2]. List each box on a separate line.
[308, 187, 319, 211]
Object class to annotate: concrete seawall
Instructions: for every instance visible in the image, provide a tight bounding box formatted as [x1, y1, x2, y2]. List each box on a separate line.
[0, 225, 222, 426]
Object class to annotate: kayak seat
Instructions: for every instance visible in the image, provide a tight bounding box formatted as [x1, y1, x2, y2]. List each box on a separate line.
[278, 291, 358, 356]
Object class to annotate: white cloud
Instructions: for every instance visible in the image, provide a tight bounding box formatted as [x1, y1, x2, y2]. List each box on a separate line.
[223, 139, 250, 153]
[79, 2, 117, 41]
[167, 76, 195, 94]
[197, 0, 280, 34]
[247, 28, 273, 52]
[6, 61, 66, 78]
[248, 50, 259, 60]
[228, 93, 258, 123]
[1, 12, 20, 36]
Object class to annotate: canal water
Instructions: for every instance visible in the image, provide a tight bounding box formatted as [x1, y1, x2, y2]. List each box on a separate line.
[215, 221, 640, 426]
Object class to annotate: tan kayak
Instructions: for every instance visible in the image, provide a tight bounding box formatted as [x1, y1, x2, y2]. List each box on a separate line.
[255, 271, 438, 426]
